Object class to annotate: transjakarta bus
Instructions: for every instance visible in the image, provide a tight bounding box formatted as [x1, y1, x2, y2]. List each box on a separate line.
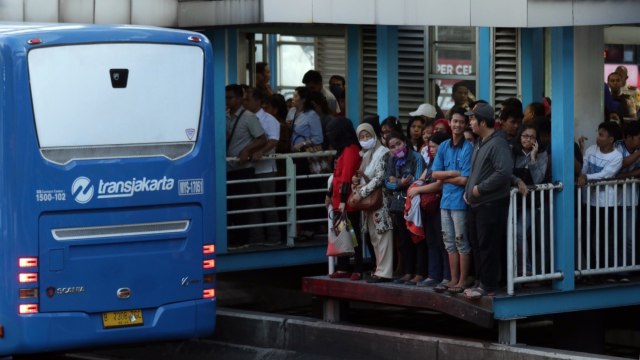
[0, 23, 216, 355]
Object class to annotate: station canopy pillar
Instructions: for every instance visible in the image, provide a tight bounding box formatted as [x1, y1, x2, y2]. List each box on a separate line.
[376, 25, 399, 119]
[550, 26, 575, 292]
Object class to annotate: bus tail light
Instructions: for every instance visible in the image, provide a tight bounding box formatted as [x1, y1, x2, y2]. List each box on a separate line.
[203, 289, 215, 299]
[19, 273, 38, 283]
[19, 288, 38, 299]
[19, 304, 38, 314]
[203, 244, 215, 254]
[203, 273, 214, 284]
[19, 257, 38, 268]
[203, 259, 215, 269]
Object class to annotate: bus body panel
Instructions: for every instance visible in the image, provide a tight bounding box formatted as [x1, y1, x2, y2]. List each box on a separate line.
[38, 205, 203, 312]
[0, 23, 216, 356]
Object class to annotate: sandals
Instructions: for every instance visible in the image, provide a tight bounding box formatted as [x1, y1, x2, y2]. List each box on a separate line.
[463, 287, 496, 300]
[329, 271, 351, 279]
[447, 286, 464, 294]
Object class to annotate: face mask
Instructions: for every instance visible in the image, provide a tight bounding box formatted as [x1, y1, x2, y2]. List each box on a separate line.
[359, 138, 376, 150]
[391, 145, 406, 158]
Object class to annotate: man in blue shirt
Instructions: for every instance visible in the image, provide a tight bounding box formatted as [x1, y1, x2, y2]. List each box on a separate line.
[431, 108, 473, 293]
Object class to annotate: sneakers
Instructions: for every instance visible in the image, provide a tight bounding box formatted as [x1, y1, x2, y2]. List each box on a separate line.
[433, 280, 450, 293]
[393, 274, 413, 284]
[417, 278, 439, 287]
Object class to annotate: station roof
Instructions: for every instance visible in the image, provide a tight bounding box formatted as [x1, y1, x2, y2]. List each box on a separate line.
[179, 0, 640, 28]
[1, 0, 638, 28]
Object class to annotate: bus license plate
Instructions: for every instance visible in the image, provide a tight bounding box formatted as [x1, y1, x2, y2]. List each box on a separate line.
[102, 309, 143, 328]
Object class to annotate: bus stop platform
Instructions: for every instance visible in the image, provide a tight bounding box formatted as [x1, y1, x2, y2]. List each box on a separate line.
[302, 276, 495, 328]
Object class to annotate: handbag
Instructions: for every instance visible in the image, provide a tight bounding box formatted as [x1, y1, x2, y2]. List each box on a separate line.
[348, 186, 382, 211]
[389, 192, 406, 215]
[327, 212, 356, 257]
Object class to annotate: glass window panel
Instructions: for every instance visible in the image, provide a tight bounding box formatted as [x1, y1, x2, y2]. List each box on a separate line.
[278, 44, 315, 87]
[255, 33, 263, 41]
[435, 26, 475, 42]
[278, 35, 314, 43]
[433, 46, 475, 75]
[255, 44, 263, 62]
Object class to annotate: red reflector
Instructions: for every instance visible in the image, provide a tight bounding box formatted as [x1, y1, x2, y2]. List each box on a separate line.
[0, 325, 3, 338]
[19, 257, 38, 268]
[27, 38, 42, 45]
[203, 259, 215, 269]
[19, 304, 38, 314]
[203, 289, 215, 299]
[203, 244, 215, 254]
[19, 288, 38, 299]
[188, 36, 201, 43]
[18, 273, 38, 283]
[203, 273, 214, 284]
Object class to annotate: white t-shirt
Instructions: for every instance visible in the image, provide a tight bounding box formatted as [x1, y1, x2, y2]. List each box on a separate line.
[615, 140, 640, 206]
[581, 144, 623, 207]
[254, 109, 280, 174]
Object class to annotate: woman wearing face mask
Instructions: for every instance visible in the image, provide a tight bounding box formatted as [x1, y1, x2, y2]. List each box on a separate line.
[384, 132, 425, 284]
[325, 118, 364, 280]
[350, 123, 393, 282]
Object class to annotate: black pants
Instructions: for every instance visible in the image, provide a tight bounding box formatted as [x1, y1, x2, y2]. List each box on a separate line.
[391, 212, 425, 276]
[468, 197, 509, 291]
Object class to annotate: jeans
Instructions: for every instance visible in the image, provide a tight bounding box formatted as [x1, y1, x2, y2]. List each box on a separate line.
[423, 209, 450, 281]
[441, 209, 470, 255]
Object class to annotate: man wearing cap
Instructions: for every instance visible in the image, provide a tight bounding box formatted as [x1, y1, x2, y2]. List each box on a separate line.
[409, 103, 437, 120]
[463, 102, 513, 300]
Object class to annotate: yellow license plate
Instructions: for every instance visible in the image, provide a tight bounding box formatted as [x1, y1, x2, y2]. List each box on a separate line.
[102, 309, 143, 328]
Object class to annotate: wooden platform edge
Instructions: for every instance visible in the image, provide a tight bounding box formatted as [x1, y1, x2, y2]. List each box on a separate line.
[302, 276, 494, 328]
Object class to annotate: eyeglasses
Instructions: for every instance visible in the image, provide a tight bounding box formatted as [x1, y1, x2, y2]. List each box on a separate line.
[520, 134, 535, 140]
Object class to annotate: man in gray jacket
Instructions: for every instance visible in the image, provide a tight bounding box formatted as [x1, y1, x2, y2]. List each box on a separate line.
[463, 103, 513, 299]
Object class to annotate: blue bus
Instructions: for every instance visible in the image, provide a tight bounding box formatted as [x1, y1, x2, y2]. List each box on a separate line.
[0, 23, 216, 355]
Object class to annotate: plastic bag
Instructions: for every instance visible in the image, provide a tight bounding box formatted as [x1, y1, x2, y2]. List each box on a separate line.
[327, 212, 356, 257]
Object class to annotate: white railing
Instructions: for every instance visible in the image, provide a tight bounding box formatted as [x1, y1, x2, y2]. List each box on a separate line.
[575, 178, 640, 278]
[507, 182, 564, 295]
[226, 151, 335, 249]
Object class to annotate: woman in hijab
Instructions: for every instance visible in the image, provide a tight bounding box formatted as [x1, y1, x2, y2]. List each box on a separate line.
[325, 118, 364, 280]
[351, 123, 393, 282]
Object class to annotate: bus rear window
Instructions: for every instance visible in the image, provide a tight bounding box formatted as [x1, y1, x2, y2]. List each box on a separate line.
[28, 43, 203, 161]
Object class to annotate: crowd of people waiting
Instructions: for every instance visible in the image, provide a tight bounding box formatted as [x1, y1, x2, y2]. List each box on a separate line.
[226, 64, 640, 299]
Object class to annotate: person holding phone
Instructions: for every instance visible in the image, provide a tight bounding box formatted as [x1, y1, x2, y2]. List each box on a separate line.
[511, 124, 548, 276]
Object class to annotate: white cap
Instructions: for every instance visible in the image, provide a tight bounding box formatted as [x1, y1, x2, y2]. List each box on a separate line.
[409, 103, 437, 118]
